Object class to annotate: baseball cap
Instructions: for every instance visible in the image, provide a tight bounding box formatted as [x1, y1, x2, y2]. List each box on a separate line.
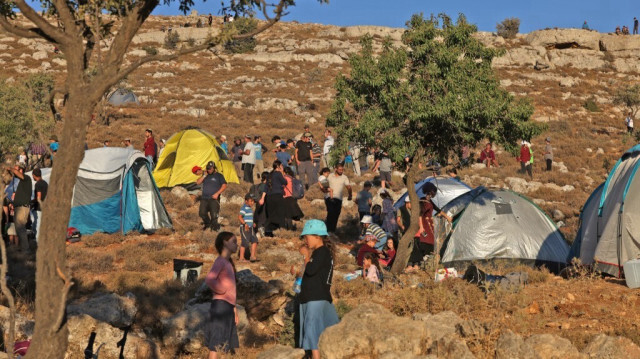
[191, 166, 202, 174]
[124, 138, 131, 142]
[303, 132, 312, 138]
[300, 219, 329, 237]
[145, 128, 152, 133]
[206, 161, 216, 170]
[361, 215, 373, 224]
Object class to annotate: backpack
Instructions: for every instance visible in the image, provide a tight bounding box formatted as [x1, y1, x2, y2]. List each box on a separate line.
[292, 178, 305, 199]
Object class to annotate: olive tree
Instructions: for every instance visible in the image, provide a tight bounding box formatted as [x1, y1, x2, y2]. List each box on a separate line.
[0, 0, 324, 357]
[327, 13, 542, 274]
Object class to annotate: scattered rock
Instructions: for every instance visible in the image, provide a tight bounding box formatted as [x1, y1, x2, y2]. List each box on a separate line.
[171, 186, 191, 200]
[553, 209, 565, 221]
[67, 292, 138, 328]
[456, 320, 488, 339]
[236, 269, 286, 320]
[152, 72, 175, 78]
[52, 57, 67, 66]
[525, 334, 583, 359]
[0, 305, 34, 339]
[432, 333, 475, 359]
[413, 311, 463, 341]
[257, 345, 305, 359]
[32, 50, 47, 60]
[596, 148, 604, 155]
[582, 334, 640, 358]
[495, 330, 536, 359]
[505, 177, 542, 194]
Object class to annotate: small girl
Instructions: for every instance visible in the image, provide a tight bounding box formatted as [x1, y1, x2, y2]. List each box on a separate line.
[379, 238, 396, 269]
[363, 252, 382, 284]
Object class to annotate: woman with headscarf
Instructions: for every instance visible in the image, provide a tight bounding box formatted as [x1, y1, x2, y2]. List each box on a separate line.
[265, 160, 287, 236]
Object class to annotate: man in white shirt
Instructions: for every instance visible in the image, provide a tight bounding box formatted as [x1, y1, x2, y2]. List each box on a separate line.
[325, 163, 352, 233]
[242, 135, 256, 184]
[322, 129, 335, 168]
[626, 112, 634, 134]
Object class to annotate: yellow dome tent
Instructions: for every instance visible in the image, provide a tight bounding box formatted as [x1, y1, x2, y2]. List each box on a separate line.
[153, 128, 239, 187]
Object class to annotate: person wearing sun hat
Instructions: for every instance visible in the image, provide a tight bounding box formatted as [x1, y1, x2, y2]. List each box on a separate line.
[290, 219, 339, 358]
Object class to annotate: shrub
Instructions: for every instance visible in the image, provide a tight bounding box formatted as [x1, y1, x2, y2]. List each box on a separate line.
[225, 17, 258, 54]
[186, 37, 196, 47]
[583, 97, 600, 112]
[164, 31, 180, 49]
[496, 17, 520, 39]
[143, 46, 158, 55]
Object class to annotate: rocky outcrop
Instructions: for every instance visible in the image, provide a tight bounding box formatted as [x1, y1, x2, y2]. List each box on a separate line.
[525, 29, 601, 50]
[236, 269, 287, 320]
[67, 292, 138, 328]
[582, 334, 640, 358]
[525, 334, 584, 359]
[257, 344, 305, 359]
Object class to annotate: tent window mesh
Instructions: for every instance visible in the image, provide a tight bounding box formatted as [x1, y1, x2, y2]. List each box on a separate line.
[494, 203, 513, 215]
[216, 147, 230, 161]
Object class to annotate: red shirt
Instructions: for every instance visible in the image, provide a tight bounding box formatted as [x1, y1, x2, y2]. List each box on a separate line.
[480, 149, 495, 162]
[415, 200, 439, 244]
[356, 244, 379, 267]
[144, 136, 156, 157]
[519, 145, 531, 163]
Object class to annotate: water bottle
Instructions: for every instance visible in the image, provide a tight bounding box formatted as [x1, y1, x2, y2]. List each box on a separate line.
[292, 277, 302, 294]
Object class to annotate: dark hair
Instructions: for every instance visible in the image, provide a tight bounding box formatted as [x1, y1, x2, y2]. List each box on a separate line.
[283, 166, 294, 177]
[272, 160, 282, 170]
[214, 232, 236, 273]
[271, 135, 281, 143]
[449, 168, 457, 175]
[280, 144, 287, 149]
[321, 236, 336, 263]
[363, 252, 381, 273]
[320, 167, 330, 175]
[261, 171, 270, 181]
[33, 168, 42, 177]
[286, 139, 294, 144]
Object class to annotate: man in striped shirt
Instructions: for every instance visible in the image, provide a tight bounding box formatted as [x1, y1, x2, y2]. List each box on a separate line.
[360, 215, 387, 250]
[238, 194, 258, 262]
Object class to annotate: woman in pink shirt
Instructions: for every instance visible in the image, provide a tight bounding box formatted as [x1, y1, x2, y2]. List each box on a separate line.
[205, 232, 239, 358]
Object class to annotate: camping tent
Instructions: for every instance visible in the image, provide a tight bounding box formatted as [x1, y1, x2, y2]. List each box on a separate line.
[29, 148, 172, 235]
[107, 88, 140, 106]
[437, 188, 569, 271]
[153, 128, 239, 188]
[568, 144, 640, 277]
[393, 176, 471, 211]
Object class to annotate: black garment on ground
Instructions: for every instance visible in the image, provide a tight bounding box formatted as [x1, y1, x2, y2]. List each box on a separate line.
[295, 141, 313, 162]
[408, 238, 434, 265]
[325, 198, 342, 233]
[199, 198, 220, 229]
[268, 171, 286, 195]
[13, 176, 32, 207]
[299, 245, 333, 304]
[202, 172, 226, 198]
[33, 179, 48, 211]
[265, 193, 286, 232]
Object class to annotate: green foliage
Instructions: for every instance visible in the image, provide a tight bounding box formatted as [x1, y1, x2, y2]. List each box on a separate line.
[583, 97, 600, 112]
[224, 17, 258, 54]
[24, 73, 55, 112]
[164, 31, 180, 49]
[496, 17, 520, 39]
[334, 300, 353, 319]
[327, 13, 541, 165]
[613, 84, 640, 117]
[0, 77, 53, 156]
[143, 46, 158, 55]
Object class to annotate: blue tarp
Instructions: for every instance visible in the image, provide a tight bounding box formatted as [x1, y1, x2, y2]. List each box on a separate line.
[69, 193, 122, 234]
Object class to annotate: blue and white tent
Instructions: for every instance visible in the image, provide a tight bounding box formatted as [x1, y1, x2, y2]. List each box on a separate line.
[30, 148, 172, 235]
[569, 144, 640, 277]
[393, 176, 471, 211]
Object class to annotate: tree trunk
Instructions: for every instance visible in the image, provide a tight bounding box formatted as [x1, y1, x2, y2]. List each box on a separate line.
[25, 94, 93, 359]
[391, 151, 424, 274]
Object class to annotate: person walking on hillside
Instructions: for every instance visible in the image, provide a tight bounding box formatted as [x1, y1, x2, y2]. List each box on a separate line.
[372, 150, 393, 189]
[626, 112, 635, 134]
[325, 164, 352, 233]
[634, 17, 639, 35]
[322, 129, 334, 168]
[517, 140, 533, 178]
[242, 135, 256, 184]
[544, 137, 554, 172]
[291, 220, 340, 359]
[32, 168, 47, 242]
[231, 137, 244, 177]
[143, 129, 157, 169]
[253, 136, 267, 181]
[10, 164, 32, 252]
[205, 232, 239, 358]
[197, 161, 227, 231]
[296, 133, 315, 190]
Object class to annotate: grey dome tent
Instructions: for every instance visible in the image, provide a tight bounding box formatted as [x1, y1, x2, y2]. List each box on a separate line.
[108, 88, 139, 106]
[393, 176, 471, 211]
[437, 188, 569, 272]
[569, 144, 640, 277]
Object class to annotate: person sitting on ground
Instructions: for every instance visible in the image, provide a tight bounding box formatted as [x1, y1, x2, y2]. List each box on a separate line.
[359, 215, 387, 250]
[238, 194, 258, 262]
[379, 238, 396, 269]
[356, 234, 384, 267]
[362, 252, 382, 284]
[354, 181, 372, 220]
[582, 21, 590, 30]
[616, 26, 622, 35]
[479, 143, 499, 168]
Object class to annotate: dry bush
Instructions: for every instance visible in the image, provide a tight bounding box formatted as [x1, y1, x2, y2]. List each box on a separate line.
[83, 232, 125, 248]
[123, 256, 155, 271]
[496, 18, 520, 39]
[161, 189, 193, 211]
[262, 254, 287, 272]
[68, 248, 114, 273]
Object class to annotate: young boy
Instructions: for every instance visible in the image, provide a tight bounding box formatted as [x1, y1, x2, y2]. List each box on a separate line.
[317, 167, 333, 199]
[239, 194, 258, 262]
[355, 181, 373, 220]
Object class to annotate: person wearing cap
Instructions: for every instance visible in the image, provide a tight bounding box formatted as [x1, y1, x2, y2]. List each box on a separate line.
[242, 135, 256, 184]
[517, 140, 533, 178]
[322, 129, 334, 169]
[354, 181, 372, 220]
[10, 163, 32, 252]
[219, 135, 229, 155]
[123, 138, 133, 150]
[296, 132, 316, 190]
[196, 161, 227, 231]
[325, 163, 352, 233]
[360, 215, 387, 250]
[231, 138, 244, 176]
[143, 129, 157, 169]
[356, 234, 383, 267]
[253, 136, 267, 181]
[544, 137, 553, 172]
[291, 220, 339, 359]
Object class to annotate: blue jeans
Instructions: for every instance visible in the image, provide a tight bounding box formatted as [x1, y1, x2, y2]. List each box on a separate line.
[146, 155, 154, 169]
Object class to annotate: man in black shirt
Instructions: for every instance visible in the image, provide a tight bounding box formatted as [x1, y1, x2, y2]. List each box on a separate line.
[196, 161, 227, 231]
[32, 168, 47, 241]
[296, 133, 316, 189]
[11, 164, 32, 251]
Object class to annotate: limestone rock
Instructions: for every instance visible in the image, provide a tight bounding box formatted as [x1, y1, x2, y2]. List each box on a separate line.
[0, 306, 34, 340]
[552, 209, 565, 221]
[52, 58, 67, 66]
[170, 186, 191, 200]
[525, 29, 601, 50]
[431, 333, 475, 359]
[495, 330, 536, 359]
[505, 177, 542, 194]
[32, 50, 47, 60]
[525, 334, 584, 359]
[413, 311, 463, 342]
[67, 292, 138, 328]
[236, 269, 285, 320]
[582, 334, 640, 358]
[152, 72, 175, 78]
[257, 344, 305, 359]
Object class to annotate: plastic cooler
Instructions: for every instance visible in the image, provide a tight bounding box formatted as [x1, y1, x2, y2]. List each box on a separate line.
[173, 259, 203, 285]
[623, 259, 640, 289]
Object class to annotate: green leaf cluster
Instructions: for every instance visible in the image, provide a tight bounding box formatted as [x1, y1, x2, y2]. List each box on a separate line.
[327, 13, 541, 165]
[613, 84, 640, 117]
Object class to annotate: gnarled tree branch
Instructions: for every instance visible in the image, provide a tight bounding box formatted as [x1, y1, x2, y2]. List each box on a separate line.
[13, 0, 70, 45]
[0, 16, 55, 41]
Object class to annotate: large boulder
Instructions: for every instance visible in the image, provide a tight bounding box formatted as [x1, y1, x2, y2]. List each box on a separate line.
[67, 314, 157, 359]
[0, 306, 34, 340]
[495, 330, 536, 359]
[236, 269, 287, 320]
[257, 344, 305, 359]
[582, 334, 640, 358]
[599, 34, 640, 52]
[525, 334, 584, 359]
[67, 292, 137, 328]
[525, 29, 601, 50]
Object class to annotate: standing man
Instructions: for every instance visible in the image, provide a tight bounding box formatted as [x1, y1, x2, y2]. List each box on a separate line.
[143, 129, 156, 169]
[544, 137, 554, 172]
[32, 168, 47, 242]
[253, 136, 267, 181]
[123, 138, 133, 149]
[196, 161, 227, 231]
[11, 164, 32, 252]
[634, 17, 639, 35]
[350, 142, 362, 176]
[322, 129, 334, 168]
[626, 112, 634, 134]
[296, 133, 315, 190]
[231, 137, 244, 176]
[242, 135, 256, 184]
[325, 163, 352, 233]
[208, 13, 213, 27]
[372, 151, 393, 189]
[517, 140, 533, 178]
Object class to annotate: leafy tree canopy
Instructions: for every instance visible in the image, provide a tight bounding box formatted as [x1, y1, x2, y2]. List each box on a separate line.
[613, 84, 640, 118]
[327, 13, 542, 166]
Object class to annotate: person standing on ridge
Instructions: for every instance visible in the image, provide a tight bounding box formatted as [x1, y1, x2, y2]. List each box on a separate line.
[634, 17, 639, 35]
